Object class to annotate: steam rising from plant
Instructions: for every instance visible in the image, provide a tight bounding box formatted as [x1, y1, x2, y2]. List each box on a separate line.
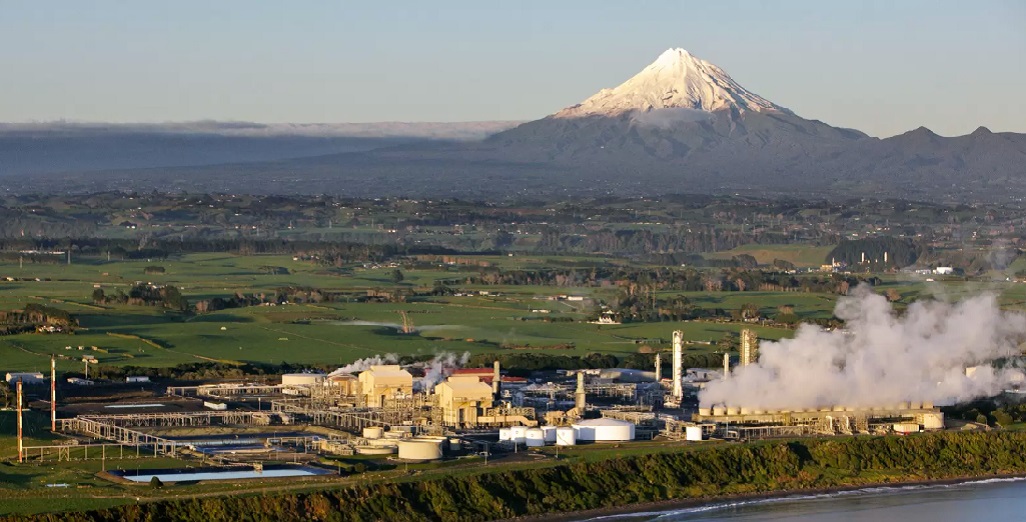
[328, 354, 398, 376]
[417, 351, 471, 392]
[700, 286, 1026, 409]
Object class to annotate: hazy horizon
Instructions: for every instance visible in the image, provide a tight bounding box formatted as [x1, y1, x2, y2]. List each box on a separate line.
[2, 1, 1024, 138]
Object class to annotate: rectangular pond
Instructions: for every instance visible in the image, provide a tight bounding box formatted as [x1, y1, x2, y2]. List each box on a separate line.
[113, 465, 332, 483]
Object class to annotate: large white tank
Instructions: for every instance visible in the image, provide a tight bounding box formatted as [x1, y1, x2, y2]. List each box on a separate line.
[685, 426, 704, 441]
[572, 418, 635, 442]
[525, 428, 545, 447]
[363, 426, 384, 439]
[397, 438, 444, 461]
[922, 412, 944, 430]
[509, 425, 528, 444]
[541, 426, 558, 443]
[498, 428, 512, 441]
[555, 426, 576, 446]
[281, 373, 326, 386]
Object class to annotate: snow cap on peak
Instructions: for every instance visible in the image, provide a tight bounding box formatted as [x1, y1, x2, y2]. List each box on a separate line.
[556, 48, 788, 119]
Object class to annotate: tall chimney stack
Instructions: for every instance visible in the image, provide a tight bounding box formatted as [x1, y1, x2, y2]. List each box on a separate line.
[492, 360, 501, 397]
[575, 371, 586, 411]
[723, 353, 730, 378]
[654, 352, 662, 383]
[671, 330, 683, 400]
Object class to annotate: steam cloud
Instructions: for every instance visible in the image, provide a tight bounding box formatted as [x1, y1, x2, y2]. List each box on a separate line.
[417, 351, 472, 392]
[699, 286, 1026, 409]
[329, 354, 398, 376]
[630, 108, 713, 129]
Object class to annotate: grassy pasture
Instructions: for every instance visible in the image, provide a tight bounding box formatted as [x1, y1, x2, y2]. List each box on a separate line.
[3, 254, 1026, 374]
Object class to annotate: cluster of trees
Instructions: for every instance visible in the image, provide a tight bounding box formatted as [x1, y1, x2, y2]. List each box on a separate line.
[82, 361, 329, 382]
[92, 284, 187, 312]
[26, 431, 1026, 522]
[467, 353, 621, 375]
[827, 236, 922, 268]
[0, 303, 77, 334]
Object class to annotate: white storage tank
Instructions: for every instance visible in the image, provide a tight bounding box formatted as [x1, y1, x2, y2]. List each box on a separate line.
[922, 412, 944, 430]
[525, 428, 545, 447]
[572, 418, 635, 442]
[509, 425, 528, 444]
[555, 426, 576, 446]
[541, 426, 558, 443]
[685, 426, 704, 441]
[397, 438, 444, 461]
[363, 426, 384, 439]
[498, 428, 513, 442]
[698, 407, 711, 416]
[893, 423, 920, 434]
[281, 373, 326, 386]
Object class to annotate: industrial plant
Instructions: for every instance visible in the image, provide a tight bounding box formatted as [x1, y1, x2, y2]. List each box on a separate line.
[6, 325, 967, 483]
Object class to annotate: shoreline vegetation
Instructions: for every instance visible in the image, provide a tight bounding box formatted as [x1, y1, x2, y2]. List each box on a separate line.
[6, 431, 1026, 521]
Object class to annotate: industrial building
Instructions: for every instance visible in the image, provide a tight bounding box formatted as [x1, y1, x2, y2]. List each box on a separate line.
[433, 375, 494, 427]
[357, 365, 413, 407]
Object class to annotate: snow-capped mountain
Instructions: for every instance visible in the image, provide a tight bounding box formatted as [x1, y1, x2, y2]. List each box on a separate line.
[483, 48, 865, 166]
[11, 48, 1025, 201]
[555, 48, 787, 118]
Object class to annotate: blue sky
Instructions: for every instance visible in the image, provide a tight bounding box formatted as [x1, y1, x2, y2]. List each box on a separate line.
[1, 0, 1023, 137]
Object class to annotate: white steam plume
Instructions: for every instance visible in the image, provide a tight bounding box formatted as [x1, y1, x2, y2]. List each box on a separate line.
[416, 351, 472, 392]
[329, 354, 398, 376]
[700, 286, 1026, 410]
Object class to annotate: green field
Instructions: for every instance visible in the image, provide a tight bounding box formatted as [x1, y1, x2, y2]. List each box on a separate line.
[3, 254, 1026, 375]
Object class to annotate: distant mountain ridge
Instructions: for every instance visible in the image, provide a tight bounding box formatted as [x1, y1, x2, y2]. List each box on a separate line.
[4, 49, 1025, 201]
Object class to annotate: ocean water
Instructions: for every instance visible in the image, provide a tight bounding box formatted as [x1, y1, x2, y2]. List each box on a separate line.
[581, 477, 1026, 521]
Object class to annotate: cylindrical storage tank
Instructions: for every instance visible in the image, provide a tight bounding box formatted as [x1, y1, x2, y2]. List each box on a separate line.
[397, 439, 444, 461]
[449, 438, 462, 451]
[832, 406, 845, 412]
[753, 409, 765, 415]
[419, 436, 449, 449]
[281, 373, 326, 386]
[498, 428, 512, 442]
[363, 426, 384, 439]
[698, 407, 711, 416]
[572, 419, 635, 442]
[555, 426, 576, 446]
[509, 425, 528, 444]
[355, 445, 397, 455]
[685, 426, 704, 441]
[922, 412, 944, 429]
[739, 407, 751, 415]
[525, 428, 545, 447]
[922, 401, 934, 409]
[898, 401, 910, 410]
[541, 426, 558, 443]
[726, 406, 740, 416]
[908, 401, 921, 410]
[712, 406, 726, 416]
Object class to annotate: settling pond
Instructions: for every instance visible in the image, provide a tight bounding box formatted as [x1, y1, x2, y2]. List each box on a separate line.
[112, 465, 332, 483]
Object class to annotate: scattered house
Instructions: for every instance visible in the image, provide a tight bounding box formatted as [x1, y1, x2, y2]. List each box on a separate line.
[67, 377, 95, 386]
[935, 266, 955, 275]
[5, 372, 45, 384]
[126, 376, 150, 383]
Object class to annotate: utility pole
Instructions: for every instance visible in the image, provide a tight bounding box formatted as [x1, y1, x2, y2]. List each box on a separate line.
[51, 355, 57, 432]
[17, 379, 24, 463]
